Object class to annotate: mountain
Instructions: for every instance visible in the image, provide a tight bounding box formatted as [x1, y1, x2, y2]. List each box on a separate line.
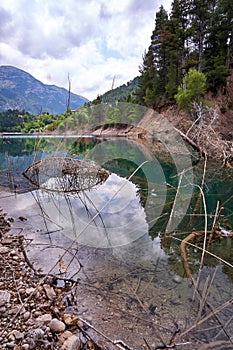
[0, 65, 88, 115]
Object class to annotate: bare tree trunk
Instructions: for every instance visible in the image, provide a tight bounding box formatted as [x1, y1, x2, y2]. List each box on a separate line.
[67, 73, 71, 113]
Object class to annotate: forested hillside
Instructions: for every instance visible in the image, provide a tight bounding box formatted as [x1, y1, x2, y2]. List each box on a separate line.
[91, 77, 139, 105]
[134, 0, 233, 110]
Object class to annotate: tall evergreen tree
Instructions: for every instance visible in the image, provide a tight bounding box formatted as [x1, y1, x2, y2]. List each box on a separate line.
[135, 6, 171, 108]
[165, 0, 193, 98]
[204, 0, 232, 91]
[135, 45, 155, 107]
[150, 6, 170, 102]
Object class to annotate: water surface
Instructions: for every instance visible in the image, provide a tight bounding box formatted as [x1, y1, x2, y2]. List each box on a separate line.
[0, 135, 233, 349]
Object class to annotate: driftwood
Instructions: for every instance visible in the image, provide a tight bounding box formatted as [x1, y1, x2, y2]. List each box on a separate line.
[173, 126, 206, 157]
[23, 157, 110, 192]
[180, 231, 202, 281]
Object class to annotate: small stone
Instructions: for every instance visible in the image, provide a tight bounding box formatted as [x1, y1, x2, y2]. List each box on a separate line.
[35, 313, 52, 325]
[23, 311, 31, 321]
[0, 290, 11, 306]
[9, 249, 17, 256]
[32, 328, 44, 340]
[0, 246, 10, 254]
[0, 306, 6, 313]
[63, 313, 78, 326]
[12, 330, 24, 340]
[43, 284, 56, 299]
[61, 335, 81, 350]
[21, 345, 30, 350]
[25, 287, 36, 295]
[59, 331, 73, 345]
[49, 318, 66, 333]
[172, 275, 182, 284]
[33, 311, 41, 317]
[8, 334, 15, 342]
[25, 339, 35, 349]
[18, 216, 27, 221]
[12, 255, 19, 260]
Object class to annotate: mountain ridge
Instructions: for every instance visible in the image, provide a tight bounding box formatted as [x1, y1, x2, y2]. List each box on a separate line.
[0, 65, 88, 115]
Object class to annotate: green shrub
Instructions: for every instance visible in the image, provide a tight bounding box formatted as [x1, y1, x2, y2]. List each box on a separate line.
[175, 69, 207, 110]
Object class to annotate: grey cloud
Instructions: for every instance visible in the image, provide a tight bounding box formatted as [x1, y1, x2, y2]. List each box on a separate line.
[127, 0, 155, 13]
[17, 31, 70, 59]
[0, 7, 13, 40]
[99, 3, 113, 20]
[63, 19, 97, 47]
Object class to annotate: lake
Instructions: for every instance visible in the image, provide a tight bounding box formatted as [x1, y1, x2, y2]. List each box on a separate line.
[0, 134, 233, 349]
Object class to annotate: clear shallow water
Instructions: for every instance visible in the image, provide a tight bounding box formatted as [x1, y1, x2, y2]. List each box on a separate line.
[0, 135, 233, 348]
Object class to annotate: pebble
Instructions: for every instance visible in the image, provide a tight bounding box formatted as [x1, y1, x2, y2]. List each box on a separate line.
[33, 310, 41, 317]
[61, 334, 81, 350]
[12, 255, 19, 260]
[0, 290, 11, 306]
[43, 284, 56, 299]
[12, 330, 24, 340]
[63, 313, 78, 326]
[49, 318, 66, 333]
[21, 345, 30, 350]
[35, 313, 52, 325]
[25, 287, 36, 295]
[32, 328, 45, 340]
[0, 306, 7, 313]
[59, 331, 73, 345]
[172, 275, 182, 284]
[0, 246, 10, 254]
[8, 334, 15, 342]
[23, 311, 31, 321]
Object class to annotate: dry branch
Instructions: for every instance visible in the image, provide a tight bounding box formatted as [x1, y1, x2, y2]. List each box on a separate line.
[180, 231, 202, 281]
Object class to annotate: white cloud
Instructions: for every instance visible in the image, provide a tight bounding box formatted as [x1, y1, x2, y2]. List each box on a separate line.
[0, 0, 171, 100]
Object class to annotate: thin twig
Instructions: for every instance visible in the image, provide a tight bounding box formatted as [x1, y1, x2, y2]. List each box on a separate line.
[166, 171, 183, 233]
[181, 298, 233, 337]
[123, 279, 148, 314]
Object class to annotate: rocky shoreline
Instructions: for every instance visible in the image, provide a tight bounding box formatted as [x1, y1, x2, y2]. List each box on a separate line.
[0, 208, 102, 350]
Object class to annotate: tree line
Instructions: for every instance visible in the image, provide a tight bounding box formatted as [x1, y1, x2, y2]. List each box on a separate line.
[0, 109, 66, 133]
[134, 0, 233, 109]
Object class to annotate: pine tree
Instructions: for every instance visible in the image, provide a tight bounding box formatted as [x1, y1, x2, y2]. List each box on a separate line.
[204, 0, 232, 91]
[134, 46, 155, 107]
[165, 0, 193, 98]
[150, 6, 170, 102]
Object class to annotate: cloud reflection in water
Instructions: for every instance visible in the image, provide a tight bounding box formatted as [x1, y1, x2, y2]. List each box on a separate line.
[38, 173, 148, 248]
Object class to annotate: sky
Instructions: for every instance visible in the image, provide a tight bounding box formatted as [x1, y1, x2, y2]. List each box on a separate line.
[0, 0, 171, 101]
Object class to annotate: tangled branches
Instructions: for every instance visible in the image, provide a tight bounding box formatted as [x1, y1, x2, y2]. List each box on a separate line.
[177, 103, 233, 166]
[23, 157, 110, 193]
